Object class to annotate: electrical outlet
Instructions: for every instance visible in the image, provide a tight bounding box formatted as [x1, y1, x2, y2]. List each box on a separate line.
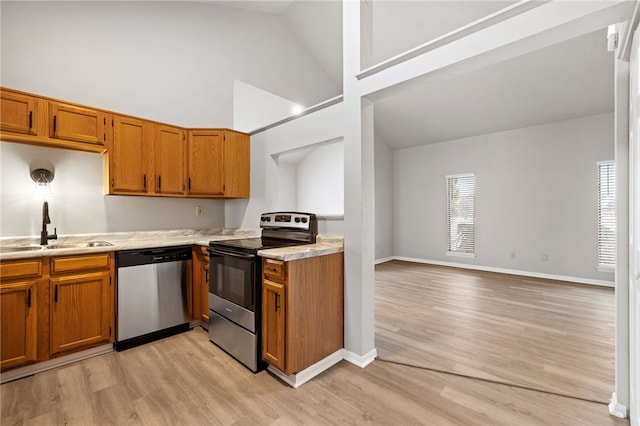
[195, 206, 204, 217]
[509, 252, 516, 260]
[541, 253, 549, 262]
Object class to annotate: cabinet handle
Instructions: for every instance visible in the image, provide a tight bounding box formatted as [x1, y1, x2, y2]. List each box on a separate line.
[158, 176, 161, 191]
[188, 177, 191, 190]
[27, 288, 32, 308]
[143, 174, 147, 190]
[265, 267, 277, 273]
[53, 115, 57, 133]
[275, 293, 280, 312]
[28, 111, 33, 129]
[54, 285, 59, 303]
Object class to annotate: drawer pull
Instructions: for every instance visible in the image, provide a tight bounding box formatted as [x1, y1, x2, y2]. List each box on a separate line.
[265, 267, 277, 273]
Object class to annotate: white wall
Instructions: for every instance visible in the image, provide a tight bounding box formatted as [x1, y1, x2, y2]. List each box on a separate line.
[0, 1, 339, 128]
[225, 103, 345, 235]
[296, 141, 344, 215]
[375, 136, 393, 261]
[393, 113, 614, 282]
[0, 1, 342, 237]
[0, 143, 225, 237]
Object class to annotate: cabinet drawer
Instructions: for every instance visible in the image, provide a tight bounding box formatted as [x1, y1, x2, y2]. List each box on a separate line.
[50, 254, 111, 274]
[263, 259, 285, 281]
[0, 259, 43, 280]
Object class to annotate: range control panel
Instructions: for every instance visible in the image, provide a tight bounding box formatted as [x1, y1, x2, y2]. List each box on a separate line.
[260, 212, 316, 230]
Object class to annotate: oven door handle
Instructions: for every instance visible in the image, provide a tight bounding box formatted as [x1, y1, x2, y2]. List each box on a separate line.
[208, 248, 256, 260]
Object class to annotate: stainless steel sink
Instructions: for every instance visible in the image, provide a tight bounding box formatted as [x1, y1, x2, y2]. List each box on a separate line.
[0, 245, 44, 253]
[0, 241, 114, 253]
[47, 241, 113, 249]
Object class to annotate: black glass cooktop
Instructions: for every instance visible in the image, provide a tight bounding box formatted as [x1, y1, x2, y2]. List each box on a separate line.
[209, 237, 306, 253]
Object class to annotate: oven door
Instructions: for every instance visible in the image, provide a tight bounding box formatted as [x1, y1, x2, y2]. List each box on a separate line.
[208, 248, 257, 312]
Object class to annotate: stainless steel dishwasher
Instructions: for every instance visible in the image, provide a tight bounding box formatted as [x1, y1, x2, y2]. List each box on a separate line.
[115, 246, 192, 350]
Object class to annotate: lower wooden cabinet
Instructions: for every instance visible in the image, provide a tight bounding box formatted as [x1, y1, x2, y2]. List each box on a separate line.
[192, 246, 210, 324]
[262, 279, 285, 370]
[50, 271, 112, 355]
[261, 253, 344, 375]
[0, 281, 37, 370]
[0, 253, 115, 372]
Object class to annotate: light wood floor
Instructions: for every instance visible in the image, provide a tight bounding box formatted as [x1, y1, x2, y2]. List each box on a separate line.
[375, 261, 617, 403]
[0, 261, 627, 425]
[0, 327, 628, 426]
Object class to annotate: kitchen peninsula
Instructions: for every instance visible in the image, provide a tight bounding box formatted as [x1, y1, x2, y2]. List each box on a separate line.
[0, 228, 344, 385]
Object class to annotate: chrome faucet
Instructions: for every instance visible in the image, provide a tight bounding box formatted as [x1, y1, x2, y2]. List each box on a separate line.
[40, 201, 58, 245]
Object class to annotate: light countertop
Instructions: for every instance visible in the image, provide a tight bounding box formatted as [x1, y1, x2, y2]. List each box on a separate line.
[0, 230, 343, 261]
[258, 235, 344, 261]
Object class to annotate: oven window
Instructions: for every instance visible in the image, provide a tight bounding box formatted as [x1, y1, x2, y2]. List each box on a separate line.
[209, 253, 255, 310]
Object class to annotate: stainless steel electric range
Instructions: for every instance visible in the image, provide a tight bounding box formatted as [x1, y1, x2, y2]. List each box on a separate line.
[207, 212, 318, 372]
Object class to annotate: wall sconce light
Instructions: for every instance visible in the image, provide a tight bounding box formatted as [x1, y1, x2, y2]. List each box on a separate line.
[31, 168, 55, 186]
[31, 167, 54, 198]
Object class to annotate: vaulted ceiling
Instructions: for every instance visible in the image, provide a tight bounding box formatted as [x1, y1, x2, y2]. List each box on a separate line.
[214, 1, 616, 149]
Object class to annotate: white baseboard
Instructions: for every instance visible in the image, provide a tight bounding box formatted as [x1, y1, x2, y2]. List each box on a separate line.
[392, 256, 615, 287]
[267, 349, 344, 388]
[343, 348, 377, 368]
[375, 257, 394, 265]
[608, 392, 629, 418]
[1, 343, 113, 384]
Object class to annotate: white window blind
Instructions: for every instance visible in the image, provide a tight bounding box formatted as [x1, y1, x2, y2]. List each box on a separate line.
[447, 174, 475, 254]
[597, 162, 616, 268]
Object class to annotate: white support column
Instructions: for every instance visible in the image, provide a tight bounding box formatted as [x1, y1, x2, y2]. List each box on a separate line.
[342, 0, 377, 365]
[610, 28, 631, 418]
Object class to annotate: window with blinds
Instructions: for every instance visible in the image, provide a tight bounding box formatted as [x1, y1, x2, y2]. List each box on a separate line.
[447, 174, 475, 255]
[597, 162, 616, 269]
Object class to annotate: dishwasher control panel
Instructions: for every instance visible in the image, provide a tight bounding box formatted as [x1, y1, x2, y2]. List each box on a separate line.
[117, 246, 192, 267]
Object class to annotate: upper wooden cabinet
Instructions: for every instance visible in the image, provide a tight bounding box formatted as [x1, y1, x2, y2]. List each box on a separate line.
[187, 129, 250, 199]
[188, 130, 224, 196]
[0, 88, 107, 153]
[0, 90, 38, 136]
[107, 115, 152, 194]
[49, 102, 105, 146]
[1, 87, 250, 199]
[154, 124, 186, 196]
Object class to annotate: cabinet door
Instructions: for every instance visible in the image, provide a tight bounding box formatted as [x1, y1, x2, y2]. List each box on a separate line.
[262, 279, 285, 371]
[200, 252, 210, 323]
[111, 115, 151, 193]
[0, 90, 37, 135]
[187, 130, 224, 196]
[155, 125, 186, 195]
[192, 247, 210, 324]
[222, 131, 250, 198]
[50, 102, 105, 145]
[0, 281, 37, 370]
[50, 271, 111, 355]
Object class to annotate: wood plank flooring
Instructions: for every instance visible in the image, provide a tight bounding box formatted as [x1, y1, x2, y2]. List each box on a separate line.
[0, 327, 628, 426]
[375, 261, 617, 403]
[0, 260, 626, 425]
